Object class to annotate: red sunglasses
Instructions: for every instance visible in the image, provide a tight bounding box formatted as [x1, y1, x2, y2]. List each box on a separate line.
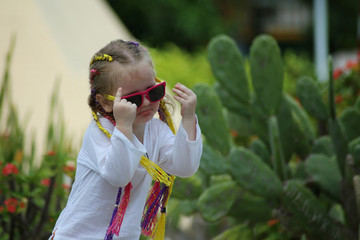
[105, 81, 166, 108]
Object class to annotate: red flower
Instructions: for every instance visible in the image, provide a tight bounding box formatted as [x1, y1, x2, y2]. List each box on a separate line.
[267, 218, 279, 227]
[345, 60, 358, 70]
[62, 184, 70, 191]
[2, 163, 19, 176]
[4, 198, 18, 213]
[0, 206, 4, 213]
[41, 178, 51, 187]
[335, 94, 343, 104]
[19, 202, 26, 209]
[333, 68, 343, 80]
[63, 165, 76, 173]
[47, 150, 56, 156]
[230, 129, 238, 138]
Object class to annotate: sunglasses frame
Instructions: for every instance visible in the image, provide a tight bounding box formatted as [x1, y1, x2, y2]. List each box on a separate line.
[104, 81, 166, 108]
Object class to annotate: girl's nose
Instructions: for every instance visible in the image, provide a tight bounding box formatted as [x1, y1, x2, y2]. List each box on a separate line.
[142, 95, 151, 106]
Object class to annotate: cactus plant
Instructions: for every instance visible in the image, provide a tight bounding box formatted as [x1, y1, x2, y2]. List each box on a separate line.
[172, 34, 360, 240]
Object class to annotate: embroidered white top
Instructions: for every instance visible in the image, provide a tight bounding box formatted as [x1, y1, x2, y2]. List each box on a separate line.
[50, 116, 202, 240]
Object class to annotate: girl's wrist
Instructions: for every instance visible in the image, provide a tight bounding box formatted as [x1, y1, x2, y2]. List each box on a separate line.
[182, 114, 196, 122]
[181, 115, 197, 141]
[116, 125, 133, 141]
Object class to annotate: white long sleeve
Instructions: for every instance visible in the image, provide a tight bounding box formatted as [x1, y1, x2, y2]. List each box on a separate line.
[50, 116, 202, 240]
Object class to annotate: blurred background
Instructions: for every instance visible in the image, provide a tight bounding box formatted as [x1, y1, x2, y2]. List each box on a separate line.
[0, 0, 359, 239]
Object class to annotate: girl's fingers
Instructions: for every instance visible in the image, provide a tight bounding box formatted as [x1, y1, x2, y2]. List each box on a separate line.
[115, 87, 122, 102]
[173, 95, 184, 103]
[172, 88, 186, 99]
[173, 83, 192, 96]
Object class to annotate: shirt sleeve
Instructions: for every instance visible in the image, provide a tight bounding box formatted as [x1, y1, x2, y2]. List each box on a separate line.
[157, 116, 203, 178]
[80, 121, 146, 187]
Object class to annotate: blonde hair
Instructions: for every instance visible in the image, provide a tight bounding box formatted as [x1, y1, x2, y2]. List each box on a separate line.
[88, 39, 173, 123]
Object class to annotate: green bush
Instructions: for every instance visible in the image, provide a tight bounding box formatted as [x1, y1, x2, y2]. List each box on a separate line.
[0, 39, 76, 240]
[150, 43, 216, 90]
[332, 56, 360, 113]
[170, 34, 360, 240]
[106, 0, 226, 51]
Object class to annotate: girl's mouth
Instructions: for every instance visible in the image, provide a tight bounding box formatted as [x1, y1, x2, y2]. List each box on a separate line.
[137, 109, 153, 116]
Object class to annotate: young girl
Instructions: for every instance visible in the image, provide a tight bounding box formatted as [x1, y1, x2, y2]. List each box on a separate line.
[49, 39, 202, 240]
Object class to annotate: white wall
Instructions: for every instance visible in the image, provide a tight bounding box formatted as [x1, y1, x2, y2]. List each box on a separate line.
[0, 0, 133, 158]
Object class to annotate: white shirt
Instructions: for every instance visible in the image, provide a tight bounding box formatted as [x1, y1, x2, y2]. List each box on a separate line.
[50, 116, 202, 240]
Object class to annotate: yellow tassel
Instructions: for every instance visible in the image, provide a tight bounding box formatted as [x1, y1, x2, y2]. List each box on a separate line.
[151, 212, 166, 240]
[140, 156, 172, 186]
[92, 111, 174, 187]
[151, 175, 175, 239]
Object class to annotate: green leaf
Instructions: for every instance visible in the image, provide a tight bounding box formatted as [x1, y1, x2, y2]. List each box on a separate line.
[268, 116, 287, 181]
[282, 181, 353, 240]
[172, 174, 203, 199]
[208, 34, 250, 104]
[193, 84, 231, 155]
[250, 34, 284, 115]
[213, 224, 252, 240]
[329, 119, 348, 176]
[311, 136, 334, 157]
[249, 139, 271, 167]
[285, 94, 315, 141]
[228, 191, 272, 223]
[349, 137, 360, 168]
[339, 107, 360, 142]
[228, 147, 283, 199]
[214, 83, 251, 117]
[197, 181, 239, 222]
[305, 154, 341, 200]
[199, 143, 227, 175]
[295, 76, 328, 120]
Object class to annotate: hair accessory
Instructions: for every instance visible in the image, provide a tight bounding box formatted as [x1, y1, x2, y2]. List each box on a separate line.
[90, 69, 99, 74]
[90, 69, 99, 83]
[130, 41, 139, 46]
[90, 54, 113, 66]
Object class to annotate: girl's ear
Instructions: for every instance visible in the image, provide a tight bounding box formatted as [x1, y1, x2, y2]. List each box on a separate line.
[96, 94, 113, 112]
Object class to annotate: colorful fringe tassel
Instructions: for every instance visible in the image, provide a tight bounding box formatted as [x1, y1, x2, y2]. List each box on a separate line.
[141, 175, 175, 239]
[141, 182, 166, 235]
[105, 183, 133, 239]
[140, 156, 172, 186]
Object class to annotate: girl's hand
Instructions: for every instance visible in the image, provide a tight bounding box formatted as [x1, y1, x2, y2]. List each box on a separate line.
[172, 83, 197, 119]
[113, 88, 137, 138]
[173, 83, 197, 141]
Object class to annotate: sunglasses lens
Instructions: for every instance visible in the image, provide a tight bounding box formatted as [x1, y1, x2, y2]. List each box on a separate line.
[148, 84, 165, 102]
[125, 95, 142, 107]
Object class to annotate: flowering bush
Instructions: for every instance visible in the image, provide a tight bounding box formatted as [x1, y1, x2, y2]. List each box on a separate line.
[0, 40, 76, 240]
[333, 52, 360, 113]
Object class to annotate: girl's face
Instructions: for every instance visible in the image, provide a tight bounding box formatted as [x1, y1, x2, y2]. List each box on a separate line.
[114, 65, 160, 126]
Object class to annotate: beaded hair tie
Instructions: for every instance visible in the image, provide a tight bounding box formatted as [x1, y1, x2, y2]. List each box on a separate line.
[90, 54, 113, 66]
[90, 69, 99, 84]
[130, 41, 140, 46]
